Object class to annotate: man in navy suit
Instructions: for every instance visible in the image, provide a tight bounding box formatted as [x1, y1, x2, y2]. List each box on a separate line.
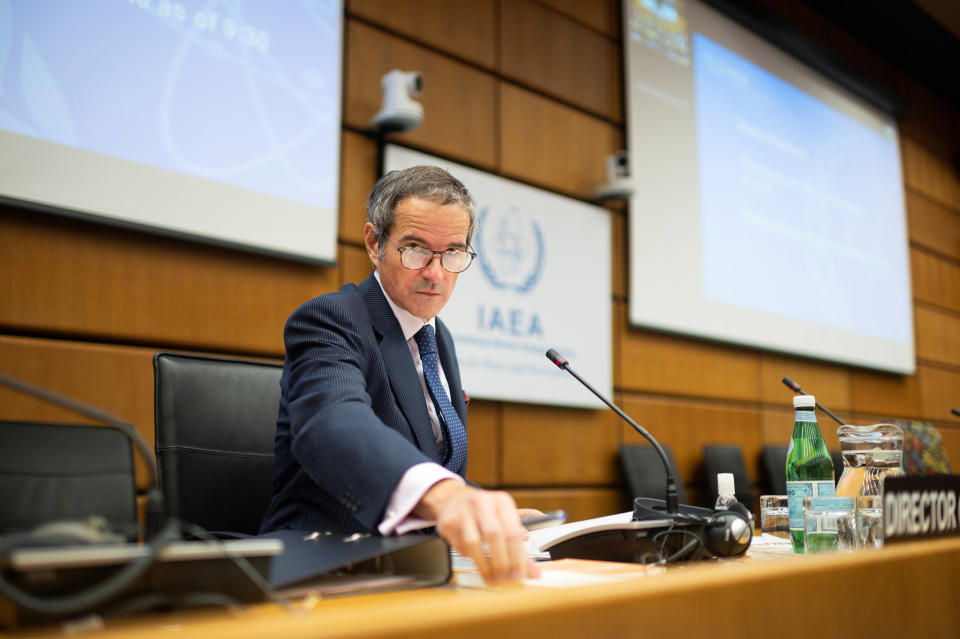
[261, 166, 539, 584]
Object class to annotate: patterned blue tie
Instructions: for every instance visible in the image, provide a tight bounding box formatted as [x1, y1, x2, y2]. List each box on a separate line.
[414, 324, 467, 472]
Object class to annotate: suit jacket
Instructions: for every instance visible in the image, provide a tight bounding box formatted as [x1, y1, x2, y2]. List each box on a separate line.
[259, 273, 468, 535]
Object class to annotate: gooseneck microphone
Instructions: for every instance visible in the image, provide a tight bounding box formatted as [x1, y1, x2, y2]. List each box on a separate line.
[546, 349, 679, 515]
[781, 376, 845, 426]
[952, 408, 960, 418]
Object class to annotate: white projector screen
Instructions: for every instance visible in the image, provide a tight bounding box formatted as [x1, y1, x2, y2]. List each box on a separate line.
[624, 0, 914, 374]
[0, 0, 342, 263]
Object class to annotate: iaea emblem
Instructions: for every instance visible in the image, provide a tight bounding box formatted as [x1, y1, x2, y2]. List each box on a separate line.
[474, 205, 544, 294]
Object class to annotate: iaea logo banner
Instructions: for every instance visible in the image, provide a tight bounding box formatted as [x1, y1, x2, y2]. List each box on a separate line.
[475, 205, 545, 295]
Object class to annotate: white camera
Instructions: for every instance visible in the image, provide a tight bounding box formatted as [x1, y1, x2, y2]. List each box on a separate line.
[372, 70, 424, 132]
[594, 150, 634, 200]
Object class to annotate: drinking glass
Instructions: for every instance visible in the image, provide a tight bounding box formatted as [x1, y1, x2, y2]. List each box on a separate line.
[759, 495, 790, 539]
[803, 496, 855, 553]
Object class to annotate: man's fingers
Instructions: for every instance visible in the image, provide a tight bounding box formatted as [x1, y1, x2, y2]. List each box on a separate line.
[431, 485, 533, 585]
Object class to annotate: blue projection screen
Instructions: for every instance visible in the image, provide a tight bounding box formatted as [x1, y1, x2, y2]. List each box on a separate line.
[624, 0, 913, 374]
[0, 0, 342, 263]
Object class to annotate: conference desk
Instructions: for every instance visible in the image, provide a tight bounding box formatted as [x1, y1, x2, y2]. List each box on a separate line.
[11, 536, 960, 639]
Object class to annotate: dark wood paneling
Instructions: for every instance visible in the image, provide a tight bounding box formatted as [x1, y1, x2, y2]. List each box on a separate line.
[501, 403, 620, 486]
[340, 130, 379, 246]
[500, 0, 618, 120]
[619, 396, 764, 496]
[899, 79, 960, 160]
[912, 249, 960, 315]
[465, 400, 500, 487]
[939, 425, 960, 472]
[0, 207, 334, 355]
[850, 368, 923, 418]
[339, 244, 374, 288]
[758, 355, 852, 411]
[344, 20, 498, 170]
[915, 307, 960, 369]
[0, 336, 159, 490]
[610, 210, 626, 300]
[500, 83, 621, 199]
[902, 135, 960, 210]
[907, 189, 960, 260]
[536, 0, 617, 35]
[348, 0, 496, 69]
[509, 487, 622, 521]
[918, 366, 960, 421]
[616, 303, 762, 402]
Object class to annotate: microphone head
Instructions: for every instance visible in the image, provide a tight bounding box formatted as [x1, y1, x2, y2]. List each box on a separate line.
[545, 348, 568, 368]
[782, 376, 802, 393]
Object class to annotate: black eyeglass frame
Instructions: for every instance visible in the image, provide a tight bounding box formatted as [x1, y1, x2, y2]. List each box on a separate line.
[384, 236, 478, 273]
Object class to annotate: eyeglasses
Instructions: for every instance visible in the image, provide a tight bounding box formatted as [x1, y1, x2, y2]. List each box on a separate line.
[385, 236, 477, 273]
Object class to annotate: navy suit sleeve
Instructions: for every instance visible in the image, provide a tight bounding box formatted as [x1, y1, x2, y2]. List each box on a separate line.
[282, 294, 435, 531]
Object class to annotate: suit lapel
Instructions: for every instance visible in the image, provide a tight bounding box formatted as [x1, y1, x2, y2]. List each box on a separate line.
[359, 274, 442, 462]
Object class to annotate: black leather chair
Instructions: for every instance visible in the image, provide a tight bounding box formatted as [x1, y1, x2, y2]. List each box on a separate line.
[0, 421, 138, 539]
[761, 445, 788, 495]
[620, 444, 687, 505]
[153, 352, 282, 536]
[703, 445, 754, 508]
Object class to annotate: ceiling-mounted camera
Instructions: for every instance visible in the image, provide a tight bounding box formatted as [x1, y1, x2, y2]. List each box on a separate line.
[372, 70, 424, 132]
[594, 150, 634, 200]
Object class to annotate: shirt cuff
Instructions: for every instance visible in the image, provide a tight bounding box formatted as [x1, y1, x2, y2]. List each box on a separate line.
[378, 463, 464, 535]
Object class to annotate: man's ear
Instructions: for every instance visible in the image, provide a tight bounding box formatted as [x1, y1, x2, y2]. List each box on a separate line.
[363, 222, 380, 268]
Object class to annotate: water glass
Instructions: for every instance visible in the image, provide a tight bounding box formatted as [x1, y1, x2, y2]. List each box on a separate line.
[803, 496, 855, 553]
[759, 495, 789, 539]
[856, 495, 884, 549]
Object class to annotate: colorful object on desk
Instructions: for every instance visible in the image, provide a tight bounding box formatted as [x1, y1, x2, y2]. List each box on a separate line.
[889, 419, 952, 476]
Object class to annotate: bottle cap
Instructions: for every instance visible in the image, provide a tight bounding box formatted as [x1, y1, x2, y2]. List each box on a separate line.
[793, 394, 815, 408]
[717, 473, 735, 497]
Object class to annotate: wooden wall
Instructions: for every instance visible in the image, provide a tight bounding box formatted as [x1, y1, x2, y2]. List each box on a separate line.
[1, 0, 958, 523]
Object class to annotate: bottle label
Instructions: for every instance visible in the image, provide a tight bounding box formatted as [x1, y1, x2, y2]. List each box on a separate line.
[786, 480, 836, 530]
[794, 410, 815, 422]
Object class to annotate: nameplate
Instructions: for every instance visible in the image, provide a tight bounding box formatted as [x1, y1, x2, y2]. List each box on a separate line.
[883, 475, 960, 544]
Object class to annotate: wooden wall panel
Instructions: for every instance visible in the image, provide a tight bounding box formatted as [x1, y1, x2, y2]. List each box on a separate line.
[850, 368, 923, 418]
[619, 396, 764, 496]
[911, 249, 960, 314]
[465, 400, 501, 488]
[901, 135, 960, 209]
[907, 189, 960, 260]
[339, 244, 374, 288]
[0, 207, 334, 355]
[0, 336, 159, 490]
[938, 425, 960, 471]
[918, 366, 960, 421]
[500, 83, 621, 198]
[616, 303, 762, 401]
[536, 0, 617, 35]
[758, 354, 852, 411]
[899, 80, 959, 160]
[501, 403, 620, 486]
[344, 20, 497, 170]
[510, 488, 622, 521]
[499, 0, 618, 120]
[915, 307, 960, 369]
[348, 0, 496, 69]
[610, 211, 626, 300]
[339, 130, 379, 246]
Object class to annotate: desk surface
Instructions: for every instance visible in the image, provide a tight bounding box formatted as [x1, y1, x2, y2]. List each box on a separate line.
[11, 536, 960, 639]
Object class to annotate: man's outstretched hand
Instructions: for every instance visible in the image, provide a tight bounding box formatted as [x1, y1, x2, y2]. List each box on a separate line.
[415, 480, 541, 585]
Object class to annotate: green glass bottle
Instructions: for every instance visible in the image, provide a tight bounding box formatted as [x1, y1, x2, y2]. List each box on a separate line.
[785, 394, 835, 553]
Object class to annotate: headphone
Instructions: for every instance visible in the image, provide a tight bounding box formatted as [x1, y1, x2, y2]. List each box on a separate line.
[702, 502, 753, 557]
[632, 498, 753, 560]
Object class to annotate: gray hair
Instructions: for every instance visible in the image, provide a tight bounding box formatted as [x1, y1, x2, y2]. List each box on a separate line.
[366, 165, 478, 260]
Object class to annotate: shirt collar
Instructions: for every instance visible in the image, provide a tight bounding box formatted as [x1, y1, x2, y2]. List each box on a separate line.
[374, 270, 435, 342]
